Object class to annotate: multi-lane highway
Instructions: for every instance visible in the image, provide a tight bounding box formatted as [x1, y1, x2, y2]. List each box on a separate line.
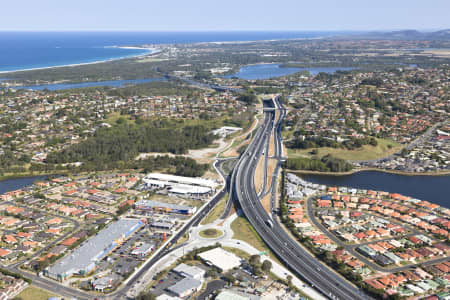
[231, 96, 370, 300]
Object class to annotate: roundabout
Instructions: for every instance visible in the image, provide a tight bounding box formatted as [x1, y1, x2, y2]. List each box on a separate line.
[198, 228, 224, 239]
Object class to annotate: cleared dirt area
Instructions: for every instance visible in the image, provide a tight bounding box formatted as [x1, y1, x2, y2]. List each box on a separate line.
[254, 155, 265, 195]
[135, 152, 178, 160]
[202, 170, 222, 182]
[261, 191, 272, 213]
[187, 138, 227, 161]
[260, 158, 277, 213]
[223, 138, 250, 157]
[268, 132, 275, 157]
[265, 158, 277, 193]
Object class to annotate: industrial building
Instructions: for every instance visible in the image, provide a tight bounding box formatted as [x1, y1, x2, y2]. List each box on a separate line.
[142, 173, 218, 199]
[173, 263, 205, 281]
[135, 200, 196, 215]
[166, 277, 202, 298]
[197, 247, 242, 272]
[45, 218, 144, 281]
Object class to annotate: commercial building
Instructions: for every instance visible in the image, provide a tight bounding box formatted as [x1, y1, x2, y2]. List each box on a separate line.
[135, 200, 196, 215]
[142, 173, 218, 199]
[166, 277, 202, 298]
[173, 263, 205, 281]
[46, 218, 144, 281]
[216, 291, 252, 300]
[156, 295, 182, 300]
[197, 247, 241, 272]
[131, 242, 156, 257]
[144, 173, 218, 190]
[150, 221, 174, 231]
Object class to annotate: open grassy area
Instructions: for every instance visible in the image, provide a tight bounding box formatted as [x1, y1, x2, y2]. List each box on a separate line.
[201, 193, 228, 225]
[222, 246, 251, 260]
[287, 138, 402, 161]
[230, 216, 281, 264]
[199, 228, 223, 238]
[105, 112, 135, 125]
[15, 286, 58, 300]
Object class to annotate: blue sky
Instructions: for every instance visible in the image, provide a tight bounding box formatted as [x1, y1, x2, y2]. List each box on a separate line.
[1, 0, 449, 31]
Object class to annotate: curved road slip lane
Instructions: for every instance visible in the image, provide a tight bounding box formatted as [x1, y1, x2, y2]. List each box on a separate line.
[232, 97, 370, 300]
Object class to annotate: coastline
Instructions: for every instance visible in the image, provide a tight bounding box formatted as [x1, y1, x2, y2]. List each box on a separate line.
[0, 47, 156, 75]
[286, 167, 450, 177]
[0, 33, 330, 75]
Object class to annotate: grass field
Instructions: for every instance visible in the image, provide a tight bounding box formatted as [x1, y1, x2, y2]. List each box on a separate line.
[230, 216, 281, 264]
[201, 193, 228, 225]
[287, 138, 402, 161]
[222, 246, 251, 260]
[105, 112, 135, 125]
[15, 286, 58, 300]
[199, 228, 223, 238]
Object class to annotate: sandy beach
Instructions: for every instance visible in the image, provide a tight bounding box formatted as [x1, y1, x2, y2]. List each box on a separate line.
[0, 46, 156, 74]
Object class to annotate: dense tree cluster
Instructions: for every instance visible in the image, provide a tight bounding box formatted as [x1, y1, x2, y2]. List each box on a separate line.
[46, 121, 216, 164]
[237, 93, 258, 105]
[0, 150, 30, 169]
[360, 77, 384, 87]
[284, 155, 353, 172]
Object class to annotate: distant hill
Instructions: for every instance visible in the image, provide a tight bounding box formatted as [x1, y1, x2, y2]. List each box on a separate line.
[339, 29, 450, 40]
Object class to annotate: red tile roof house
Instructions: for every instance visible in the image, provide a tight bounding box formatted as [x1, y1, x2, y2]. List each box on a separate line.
[0, 248, 12, 258]
[86, 189, 100, 194]
[364, 279, 385, 290]
[317, 200, 332, 207]
[415, 247, 434, 257]
[61, 237, 79, 247]
[3, 235, 17, 244]
[353, 232, 366, 240]
[409, 236, 422, 244]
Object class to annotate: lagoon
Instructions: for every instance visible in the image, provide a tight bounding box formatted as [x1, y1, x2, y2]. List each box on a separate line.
[222, 64, 356, 80]
[301, 170, 450, 208]
[7, 78, 166, 91]
[0, 176, 46, 195]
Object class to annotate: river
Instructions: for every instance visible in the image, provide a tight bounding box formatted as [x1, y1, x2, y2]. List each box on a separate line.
[301, 170, 450, 208]
[5, 77, 166, 91]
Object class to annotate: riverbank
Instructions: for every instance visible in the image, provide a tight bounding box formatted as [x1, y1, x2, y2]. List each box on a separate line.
[0, 171, 67, 183]
[286, 167, 450, 177]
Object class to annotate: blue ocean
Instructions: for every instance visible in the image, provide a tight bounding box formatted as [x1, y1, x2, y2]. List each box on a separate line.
[0, 31, 338, 72]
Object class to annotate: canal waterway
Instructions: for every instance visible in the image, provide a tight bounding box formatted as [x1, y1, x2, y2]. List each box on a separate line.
[301, 170, 449, 208]
[0, 176, 47, 195]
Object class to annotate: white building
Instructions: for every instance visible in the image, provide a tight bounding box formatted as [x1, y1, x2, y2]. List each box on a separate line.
[167, 277, 202, 298]
[173, 263, 205, 281]
[197, 247, 241, 272]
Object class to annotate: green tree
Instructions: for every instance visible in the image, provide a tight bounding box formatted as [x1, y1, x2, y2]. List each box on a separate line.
[261, 260, 272, 273]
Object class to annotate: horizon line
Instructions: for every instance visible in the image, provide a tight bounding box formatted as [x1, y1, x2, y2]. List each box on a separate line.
[0, 28, 447, 33]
